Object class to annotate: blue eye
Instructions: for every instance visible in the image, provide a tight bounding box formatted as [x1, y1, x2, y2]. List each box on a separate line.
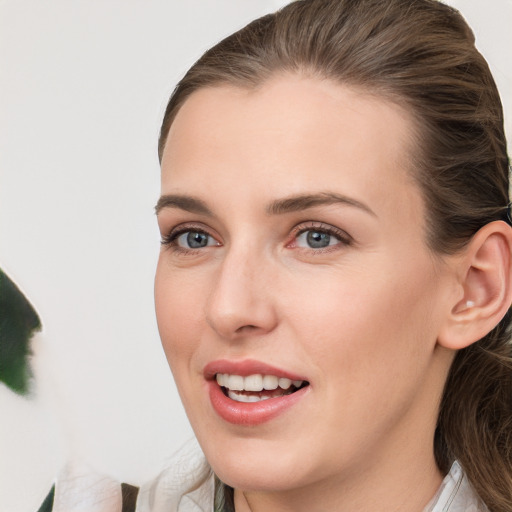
[291, 223, 353, 251]
[296, 230, 339, 248]
[175, 230, 216, 249]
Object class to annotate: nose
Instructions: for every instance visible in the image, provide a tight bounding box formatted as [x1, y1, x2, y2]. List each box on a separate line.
[205, 247, 278, 340]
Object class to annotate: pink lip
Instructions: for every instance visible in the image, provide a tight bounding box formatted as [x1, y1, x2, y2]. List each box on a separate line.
[204, 359, 310, 426]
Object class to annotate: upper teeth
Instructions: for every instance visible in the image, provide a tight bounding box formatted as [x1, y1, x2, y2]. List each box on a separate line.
[216, 373, 303, 392]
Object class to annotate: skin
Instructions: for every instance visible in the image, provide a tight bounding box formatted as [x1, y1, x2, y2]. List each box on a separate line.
[154, 75, 463, 512]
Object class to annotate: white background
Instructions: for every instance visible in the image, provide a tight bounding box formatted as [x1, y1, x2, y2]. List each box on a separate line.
[0, 1, 510, 511]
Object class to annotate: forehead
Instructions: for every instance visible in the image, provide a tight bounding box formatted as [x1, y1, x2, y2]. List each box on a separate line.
[161, 75, 421, 221]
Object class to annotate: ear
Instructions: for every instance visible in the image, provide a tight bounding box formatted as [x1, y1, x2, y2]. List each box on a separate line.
[438, 221, 512, 350]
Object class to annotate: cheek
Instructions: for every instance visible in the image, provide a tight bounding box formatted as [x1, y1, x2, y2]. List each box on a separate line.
[287, 257, 441, 397]
[277, 263, 442, 470]
[154, 260, 205, 371]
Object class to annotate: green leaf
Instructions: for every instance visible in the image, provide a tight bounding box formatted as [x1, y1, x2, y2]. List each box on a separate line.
[0, 268, 42, 395]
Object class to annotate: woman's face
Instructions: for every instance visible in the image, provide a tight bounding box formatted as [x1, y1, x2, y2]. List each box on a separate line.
[155, 76, 456, 493]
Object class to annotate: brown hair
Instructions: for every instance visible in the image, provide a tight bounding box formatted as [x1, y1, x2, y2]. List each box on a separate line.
[158, 0, 512, 509]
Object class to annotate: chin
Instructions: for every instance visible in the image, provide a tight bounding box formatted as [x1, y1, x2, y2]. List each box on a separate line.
[213, 461, 301, 492]
[199, 437, 317, 492]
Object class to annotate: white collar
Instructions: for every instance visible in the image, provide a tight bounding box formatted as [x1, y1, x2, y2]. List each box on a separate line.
[423, 461, 487, 512]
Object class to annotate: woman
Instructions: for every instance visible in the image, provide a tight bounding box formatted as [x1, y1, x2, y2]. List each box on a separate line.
[39, 0, 512, 510]
[154, 0, 512, 511]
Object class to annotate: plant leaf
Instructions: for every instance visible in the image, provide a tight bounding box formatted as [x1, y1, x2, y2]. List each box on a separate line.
[0, 268, 42, 395]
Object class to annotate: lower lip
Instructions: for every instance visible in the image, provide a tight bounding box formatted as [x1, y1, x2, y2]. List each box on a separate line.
[208, 381, 309, 426]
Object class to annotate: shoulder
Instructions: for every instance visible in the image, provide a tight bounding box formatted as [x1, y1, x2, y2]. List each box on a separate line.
[36, 442, 213, 512]
[37, 482, 139, 512]
[36, 463, 139, 512]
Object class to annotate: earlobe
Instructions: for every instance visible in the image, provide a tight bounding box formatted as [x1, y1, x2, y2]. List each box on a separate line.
[438, 221, 512, 350]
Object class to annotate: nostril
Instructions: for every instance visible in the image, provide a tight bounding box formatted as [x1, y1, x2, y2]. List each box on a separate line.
[234, 324, 259, 333]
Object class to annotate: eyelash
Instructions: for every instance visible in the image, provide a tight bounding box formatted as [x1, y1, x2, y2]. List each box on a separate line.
[289, 222, 353, 251]
[160, 224, 217, 254]
[160, 222, 353, 254]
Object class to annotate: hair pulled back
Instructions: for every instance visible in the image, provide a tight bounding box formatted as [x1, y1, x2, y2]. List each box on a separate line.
[159, 1, 512, 509]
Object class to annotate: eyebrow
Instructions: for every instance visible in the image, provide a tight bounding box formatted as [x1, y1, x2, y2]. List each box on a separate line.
[155, 191, 376, 217]
[155, 194, 213, 216]
[266, 192, 377, 217]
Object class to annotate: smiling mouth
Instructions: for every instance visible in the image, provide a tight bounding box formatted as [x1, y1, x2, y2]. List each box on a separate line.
[216, 373, 309, 403]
